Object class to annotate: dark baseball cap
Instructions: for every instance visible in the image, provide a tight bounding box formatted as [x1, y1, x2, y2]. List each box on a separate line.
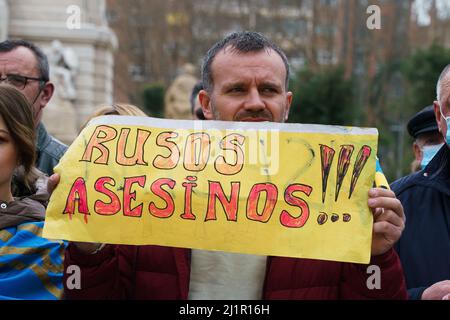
[407, 105, 439, 139]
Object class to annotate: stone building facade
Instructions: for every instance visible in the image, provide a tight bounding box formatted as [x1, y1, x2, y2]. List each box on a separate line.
[2, 0, 116, 144]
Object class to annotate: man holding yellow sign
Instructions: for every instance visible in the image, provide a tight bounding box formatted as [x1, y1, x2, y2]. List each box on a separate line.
[46, 31, 407, 299]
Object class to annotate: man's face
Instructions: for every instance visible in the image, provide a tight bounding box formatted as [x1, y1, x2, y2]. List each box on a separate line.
[199, 48, 292, 123]
[413, 131, 445, 161]
[434, 72, 450, 142]
[0, 46, 53, 127]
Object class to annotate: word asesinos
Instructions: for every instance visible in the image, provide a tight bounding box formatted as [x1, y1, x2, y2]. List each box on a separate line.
[64, 174, 313, 228]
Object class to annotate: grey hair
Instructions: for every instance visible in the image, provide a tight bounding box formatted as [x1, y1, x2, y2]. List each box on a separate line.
[437, 64, 450, 103]
[201, 31, 290, 93]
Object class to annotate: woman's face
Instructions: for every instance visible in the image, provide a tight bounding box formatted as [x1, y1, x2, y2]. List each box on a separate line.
[0, 115, 17, 191]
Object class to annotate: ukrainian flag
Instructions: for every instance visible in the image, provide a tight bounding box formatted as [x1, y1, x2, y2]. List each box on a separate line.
[0, 221, 66, 300]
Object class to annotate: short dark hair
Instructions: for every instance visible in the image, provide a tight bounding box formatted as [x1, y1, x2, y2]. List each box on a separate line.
[201, 31, 290, 93]
[190, 81, 204, 114]
[0, 39, 50, 84]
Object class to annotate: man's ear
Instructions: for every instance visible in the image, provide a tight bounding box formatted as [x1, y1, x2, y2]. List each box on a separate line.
[434, 101, 442, 133]
[199, 89, 213, 120]
[284, 91, 293, 122]
[412, 141, 422, 161]
[39, 82, 54, 109]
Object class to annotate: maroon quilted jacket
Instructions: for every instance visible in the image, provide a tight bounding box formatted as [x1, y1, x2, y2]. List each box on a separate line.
[64, 244, 407, 300]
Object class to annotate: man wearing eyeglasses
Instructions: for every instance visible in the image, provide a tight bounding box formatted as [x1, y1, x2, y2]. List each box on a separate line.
[392, 64, 450, 300]
[0, 39, 67, 177]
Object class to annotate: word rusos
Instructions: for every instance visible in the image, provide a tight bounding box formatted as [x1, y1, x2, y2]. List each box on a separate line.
[81, 125, 247, 175]
[63, 175, 313, 228]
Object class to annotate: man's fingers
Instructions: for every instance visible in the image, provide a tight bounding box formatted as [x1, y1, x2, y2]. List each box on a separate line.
[374, 209, 405, 228]
[373, 221, 402, 240]
[372, 207, 384, 220]
[368, 187, 395, 199]
[367, 191, 405, 222]
[368, 197, 404, 216]
[47, 173, 60, 195]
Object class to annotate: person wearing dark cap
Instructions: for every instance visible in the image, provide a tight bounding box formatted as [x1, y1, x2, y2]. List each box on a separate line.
[392, 65, 450, 300]
[407, 105, 444, 172]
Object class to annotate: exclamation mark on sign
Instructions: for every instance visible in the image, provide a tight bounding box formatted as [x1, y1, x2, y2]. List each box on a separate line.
[320, 145, 335, 203]
[348, 145, 372, 199]
[335, 145, 354, 201]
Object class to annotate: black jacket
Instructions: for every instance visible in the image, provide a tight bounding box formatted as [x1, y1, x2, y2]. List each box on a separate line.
[392, 145, 450, 300]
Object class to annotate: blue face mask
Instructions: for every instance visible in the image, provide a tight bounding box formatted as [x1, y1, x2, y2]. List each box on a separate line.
[421, 144, 444, 169]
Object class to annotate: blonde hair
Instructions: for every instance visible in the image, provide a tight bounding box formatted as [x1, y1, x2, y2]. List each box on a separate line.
[81, 103, 147, 130]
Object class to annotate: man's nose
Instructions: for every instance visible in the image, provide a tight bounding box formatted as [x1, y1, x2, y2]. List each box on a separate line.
[243, 88, 265, 111]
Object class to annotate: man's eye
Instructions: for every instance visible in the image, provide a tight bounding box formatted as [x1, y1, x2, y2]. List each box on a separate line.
[262, 87, 277, 93]
[8, 75, 26, 86]
[229, 87, 244, 93]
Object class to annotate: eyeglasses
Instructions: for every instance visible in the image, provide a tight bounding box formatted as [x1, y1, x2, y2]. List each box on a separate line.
[0, 74, 45, 90]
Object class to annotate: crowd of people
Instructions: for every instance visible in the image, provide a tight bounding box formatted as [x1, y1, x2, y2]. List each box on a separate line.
[0, 31, 449, 300]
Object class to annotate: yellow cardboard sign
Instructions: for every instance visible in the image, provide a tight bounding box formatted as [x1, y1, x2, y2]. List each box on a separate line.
[43, 116, 378, 263]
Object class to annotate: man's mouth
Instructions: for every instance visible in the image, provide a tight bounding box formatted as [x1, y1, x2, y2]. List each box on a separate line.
[238, 117, 271, 122]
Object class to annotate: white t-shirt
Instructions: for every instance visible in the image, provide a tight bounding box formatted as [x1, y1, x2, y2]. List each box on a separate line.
[188, 249, 267, 300]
